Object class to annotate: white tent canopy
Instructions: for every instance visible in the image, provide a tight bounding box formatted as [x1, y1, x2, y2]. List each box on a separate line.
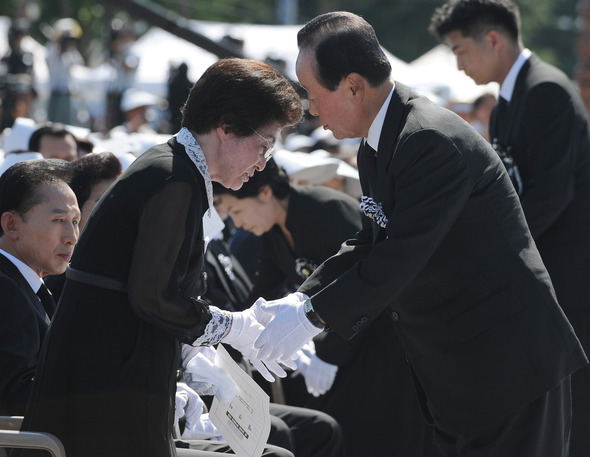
[130, 19, 417, 94]
[1, 15, 499, 128]
[408, 44, 499, 104]
[129, 24, 497, 106]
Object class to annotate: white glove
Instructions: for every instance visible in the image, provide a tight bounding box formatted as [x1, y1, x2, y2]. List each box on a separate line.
[222, 304, 288, 382]
[182, 346, 238, 403]
[254, 293, 323, 363]
[175, 383, 223, 441]
[175, 383, 204, 425]
[183, 413, 224, 441]
[181, 344, 217, 366]
[295, 342, 338, 397]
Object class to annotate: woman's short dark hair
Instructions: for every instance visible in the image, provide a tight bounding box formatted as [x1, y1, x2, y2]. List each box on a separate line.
[429, 0, 521, 44]
[181, 58, 303, 136]
[297, 11, 392, 91]
[70, 152, 122, 208]
[0, 158, 73, 235]
[212, 158, 290, 200]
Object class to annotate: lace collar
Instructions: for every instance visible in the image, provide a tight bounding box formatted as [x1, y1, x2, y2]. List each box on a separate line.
[176, 127, 213, 217]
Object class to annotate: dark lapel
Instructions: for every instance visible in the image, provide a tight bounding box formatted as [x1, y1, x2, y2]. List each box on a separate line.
[0, 253, 46, 320]
[493, 55, 534, 146]
[373, 83, 411, 206]
[377, 82, 412, 172]
[367, 82, 411, 243]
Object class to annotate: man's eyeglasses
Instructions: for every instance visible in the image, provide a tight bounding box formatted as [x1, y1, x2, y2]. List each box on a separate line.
[250, 127, 276, 162]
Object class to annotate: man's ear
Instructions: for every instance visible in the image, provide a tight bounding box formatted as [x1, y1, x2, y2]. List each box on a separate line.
[1, 211, 20, 240]
[485, 29, 503, 50]
[345, 73, 366, 102]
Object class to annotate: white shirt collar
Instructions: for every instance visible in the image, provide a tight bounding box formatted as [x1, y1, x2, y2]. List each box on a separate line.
[366, 84, 395, 151]
[0, 249, 43, 293]
[499, 48, 532, 103]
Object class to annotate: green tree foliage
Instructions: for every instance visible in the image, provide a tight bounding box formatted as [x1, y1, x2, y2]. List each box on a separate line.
[298, 0, 584, 76]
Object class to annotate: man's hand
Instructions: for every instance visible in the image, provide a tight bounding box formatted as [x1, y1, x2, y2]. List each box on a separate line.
[175, 383, 223, 441]
[182, 346, 238, 403]
[295, 341, 338, 397]
[254, 293, 323, 363]
[222, 304, 288, 382]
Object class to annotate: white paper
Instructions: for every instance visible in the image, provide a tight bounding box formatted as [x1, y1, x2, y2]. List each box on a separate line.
[209, 345, 271, 457]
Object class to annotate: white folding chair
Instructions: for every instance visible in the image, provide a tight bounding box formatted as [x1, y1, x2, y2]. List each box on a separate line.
[0, 416, 66, 457]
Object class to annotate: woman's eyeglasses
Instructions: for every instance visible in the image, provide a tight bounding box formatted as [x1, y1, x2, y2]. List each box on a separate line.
[250, 127, 276, 162]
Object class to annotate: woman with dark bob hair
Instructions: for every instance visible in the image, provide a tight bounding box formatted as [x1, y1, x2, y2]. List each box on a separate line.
[18, 58, 303, 457]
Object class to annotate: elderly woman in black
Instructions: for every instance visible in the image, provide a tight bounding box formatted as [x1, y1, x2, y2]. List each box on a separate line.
[19, 58, 303, 457]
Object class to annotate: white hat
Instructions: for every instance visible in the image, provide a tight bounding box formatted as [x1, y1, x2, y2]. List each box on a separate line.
[284, 133, 314, 152]
[120, 88, 160, 112]
[53, 18, 83, 39]
[273, 149, 339, 185]
[309, 126, 340, 147]
[0, 152, 44, 177]
[1, 117, 37, 155]
[63, 124, 91, 140]
[92, 137, 138, 171]
[310, 150, 361, 197]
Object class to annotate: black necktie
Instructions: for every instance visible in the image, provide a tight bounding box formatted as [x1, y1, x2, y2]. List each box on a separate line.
[363, 141, 378, 192]
[37, 283, 56, 319]
[364, 141, 378, 157]
[491, 97, 509, 141]
[498, 96, 508, 110]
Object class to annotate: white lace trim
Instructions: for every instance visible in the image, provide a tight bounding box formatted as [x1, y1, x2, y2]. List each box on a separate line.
[176, 127, 213, 217]
[194, 306, 232, 346]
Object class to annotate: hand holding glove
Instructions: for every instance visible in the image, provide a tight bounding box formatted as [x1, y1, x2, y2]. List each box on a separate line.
[182, 345, 238, 403]
[295, 341, 338, 397]
[175, 383, 204, 425]
[175, 383, 223, 441]
[222, 304, 288, 382]
[254, 293, 323, 364]
[181, 344, 217, 366]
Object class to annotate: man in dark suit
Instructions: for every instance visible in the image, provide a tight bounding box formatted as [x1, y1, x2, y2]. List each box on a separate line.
[252, 11, 588, 457]
[430, 1, 590, 454]
[0, 159, 79, 415]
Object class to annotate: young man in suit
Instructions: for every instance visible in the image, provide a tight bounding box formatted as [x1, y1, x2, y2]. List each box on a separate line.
[0, 158, 79, 415]
[430, 2, 590, 454]
[252, 11, 588, 457]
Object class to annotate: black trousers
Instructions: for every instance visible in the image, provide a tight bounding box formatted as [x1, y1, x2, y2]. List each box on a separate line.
[175, 439, 293, 457]
[175, 402, 343, 457]
[566, 308, 590, 457]
[267, 403, 345, 457]
[433, 376, 572, 457]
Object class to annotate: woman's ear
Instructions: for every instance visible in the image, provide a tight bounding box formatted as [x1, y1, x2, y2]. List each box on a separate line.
[258, 184, 274, 202]
[217, 124, 234, 142]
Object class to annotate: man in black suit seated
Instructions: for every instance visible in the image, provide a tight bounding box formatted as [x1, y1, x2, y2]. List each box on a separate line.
[0, 159, 79, 415]
[430, 2, 590, 454]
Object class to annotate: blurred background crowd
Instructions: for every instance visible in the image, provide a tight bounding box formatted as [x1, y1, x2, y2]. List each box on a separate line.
[1, 0, 588, 174]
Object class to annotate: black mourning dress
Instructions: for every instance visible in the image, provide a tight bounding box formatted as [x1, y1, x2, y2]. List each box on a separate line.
[19, 137, 214, 457]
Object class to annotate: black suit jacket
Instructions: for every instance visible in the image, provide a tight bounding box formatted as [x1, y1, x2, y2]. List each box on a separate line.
[299, 82, 587, 435]
[0, 253, 48, 415]
[489, 53, 590, 314]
